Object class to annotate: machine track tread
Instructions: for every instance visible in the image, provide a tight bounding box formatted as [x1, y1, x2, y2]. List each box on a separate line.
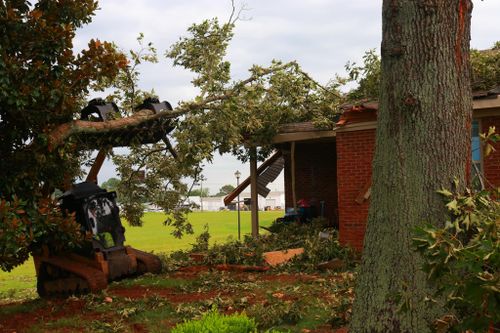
[128, 248, 162, 274]
[38, 256, 108, 297]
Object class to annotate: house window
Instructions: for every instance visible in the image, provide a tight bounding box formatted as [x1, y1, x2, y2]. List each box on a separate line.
[471, 119, 483, 188]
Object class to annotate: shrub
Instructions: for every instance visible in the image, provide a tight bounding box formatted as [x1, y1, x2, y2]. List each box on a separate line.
[157, 250, 191, 273]
[414, 185, 499, 332]
[204, 235, 267, 266]
[171, 309, 257, 333]
[0, 197, 82, 271]
[191, 224, 210, 253]
[267, 219, 355, 271]
[159, 216, 355, 272]
[246, 297, 304, 329]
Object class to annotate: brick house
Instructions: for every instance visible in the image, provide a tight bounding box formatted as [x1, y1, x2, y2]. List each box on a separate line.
[272, 89, 500, 251]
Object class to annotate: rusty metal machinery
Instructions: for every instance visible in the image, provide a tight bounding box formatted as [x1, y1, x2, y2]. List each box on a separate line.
[34, 182, 162, 297]
[34, 99, 171, 297]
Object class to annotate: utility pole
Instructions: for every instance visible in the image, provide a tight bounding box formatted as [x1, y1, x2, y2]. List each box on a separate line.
[200, 179, 203, 212]
[250, 148, 259, 237]
[235, 170, 241, 240]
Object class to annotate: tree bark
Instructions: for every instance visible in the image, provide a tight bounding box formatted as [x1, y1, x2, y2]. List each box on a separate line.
[350, 1, 472, 332]
[47, 109, 182, 150]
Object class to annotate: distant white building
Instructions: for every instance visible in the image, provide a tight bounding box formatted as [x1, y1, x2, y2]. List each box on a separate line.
[184, 196, 201, 208]
[200, 196, 225, 211]
[264, 191, 285, 210]
[236, 191, 285, 211]
[186, 191, 285, 212]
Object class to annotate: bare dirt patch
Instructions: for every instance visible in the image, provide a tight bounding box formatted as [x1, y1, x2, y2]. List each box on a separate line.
[0, 298, 106, 333]
[0, 268, 354, 333]
[109, 285, 223, 303]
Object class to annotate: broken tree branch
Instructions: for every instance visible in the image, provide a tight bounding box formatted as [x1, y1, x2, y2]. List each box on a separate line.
[47, 61, 317, 151]
[47, 109, 183, 151]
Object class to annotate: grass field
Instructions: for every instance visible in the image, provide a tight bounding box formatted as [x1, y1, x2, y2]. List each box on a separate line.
[0, 211, 282, 293]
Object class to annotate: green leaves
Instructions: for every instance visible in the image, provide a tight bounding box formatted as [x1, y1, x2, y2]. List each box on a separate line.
[414, 186, 500, 332]
[112, 19, 343, 237]
[0, 197, 82, 272]
[470, 44, 500, 91]
[343, 49, 381, 101]
[167, 19, 233, 95]
[172, 308, 258, 333]
[0, 0, 126, 270]
[437, 189, 453, 197]
[445, 199, 459, 214]
[341, 43, 500, 102]
[480, 126, 500, 158]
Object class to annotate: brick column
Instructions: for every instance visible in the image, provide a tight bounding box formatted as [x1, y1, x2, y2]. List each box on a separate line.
[336, 129, 376, 250]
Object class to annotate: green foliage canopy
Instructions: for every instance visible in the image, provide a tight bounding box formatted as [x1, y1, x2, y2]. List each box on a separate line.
[0, 1, 126, 199]
[110, 18, 341, 232]
[471, 43, 500, 91]
[215, 184, 235, 197]
[0, 0, 126, 270]
[342, 43, 500, 102]
[100, 177, 120, 193]
[189, 188, 210, 197]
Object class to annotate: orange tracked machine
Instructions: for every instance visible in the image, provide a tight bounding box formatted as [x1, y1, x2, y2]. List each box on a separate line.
[34, 98, 176, 297]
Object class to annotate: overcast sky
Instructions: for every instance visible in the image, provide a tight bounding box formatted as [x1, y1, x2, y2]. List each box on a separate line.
[75, 1, 500, 193]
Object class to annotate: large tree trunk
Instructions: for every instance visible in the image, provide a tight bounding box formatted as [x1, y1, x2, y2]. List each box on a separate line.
[350, 1, 472, 332]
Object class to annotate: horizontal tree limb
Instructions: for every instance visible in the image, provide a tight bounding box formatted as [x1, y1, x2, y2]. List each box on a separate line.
[46, 61, 322, 151]
[47, 109, 185, 151]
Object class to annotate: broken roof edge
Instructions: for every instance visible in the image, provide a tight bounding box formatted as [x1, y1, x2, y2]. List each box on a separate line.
[337, 88, 500, 127]
[271, 101, 378, 142]
[272, 127, 338, 144]
[341, 86, 499, 108]
[340, 100, 379, 112]
[472, 85, 500, 99]
[223, 151, 283, 206]
[267, 87, 500, 145]
[278, 122, 334, 133]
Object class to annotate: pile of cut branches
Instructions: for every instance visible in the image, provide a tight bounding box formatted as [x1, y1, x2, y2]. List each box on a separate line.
[161, 218, 356, 272]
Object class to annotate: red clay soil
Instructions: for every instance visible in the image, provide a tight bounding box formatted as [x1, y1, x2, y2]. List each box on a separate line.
[215, 264, 270, 272]
[132, 323, 148, 333]
[0, 297, 158, 333]
[0, 308, 41, 333]
[258, 273, 320, 283]
[173, 265, 337, 284]
[109, 285, 224, 303]
[0, 270, 350, 333]
[175, 265, 210, 274]
[172, 266, 321, 284]
[0, 298, 106, 333]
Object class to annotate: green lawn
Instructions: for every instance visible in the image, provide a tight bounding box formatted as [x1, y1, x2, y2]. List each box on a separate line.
[0, 211, 282, 293]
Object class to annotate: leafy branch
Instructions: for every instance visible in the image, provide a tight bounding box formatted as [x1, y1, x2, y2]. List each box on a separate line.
[414, 185, 499, 332]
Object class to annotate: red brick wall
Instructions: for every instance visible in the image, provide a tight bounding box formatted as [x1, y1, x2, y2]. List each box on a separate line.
[284, 148, 293, 209]
[481, 116, 500, 189]
[282, 115, 498, 252]
[283, 141, 338, 226]
[336, 129, 376, 250]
